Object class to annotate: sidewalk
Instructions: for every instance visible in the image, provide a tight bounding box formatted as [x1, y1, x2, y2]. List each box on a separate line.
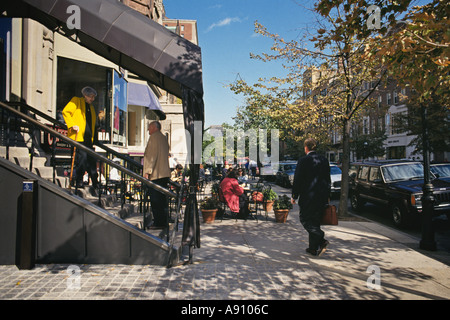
[1, 185, 449, 300]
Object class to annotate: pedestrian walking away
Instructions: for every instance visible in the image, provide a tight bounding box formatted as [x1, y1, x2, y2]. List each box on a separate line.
[143, 121, 171, 228]
[291, 138, 331, 256]
[62, 86, 99, 189]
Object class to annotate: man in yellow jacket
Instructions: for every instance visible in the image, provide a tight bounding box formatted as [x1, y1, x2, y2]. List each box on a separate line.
[63, 87, 98, 189]
[143, 121, 171, 228]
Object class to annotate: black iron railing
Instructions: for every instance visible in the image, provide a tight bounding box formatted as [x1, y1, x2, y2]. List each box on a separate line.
[0, 100, 182, 245]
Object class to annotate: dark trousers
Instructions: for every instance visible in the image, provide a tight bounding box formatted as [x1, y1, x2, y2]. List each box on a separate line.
[299, 202, 325, 251]
[148, 178, 169, 227]
[73, 145, 98, 188]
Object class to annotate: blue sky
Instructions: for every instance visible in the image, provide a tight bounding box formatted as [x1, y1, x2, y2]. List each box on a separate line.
[164, 0, 318, 128]
[163, 0, 430, 128]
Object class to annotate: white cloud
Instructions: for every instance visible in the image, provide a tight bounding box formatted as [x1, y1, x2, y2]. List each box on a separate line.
[206, 17, 242, 32]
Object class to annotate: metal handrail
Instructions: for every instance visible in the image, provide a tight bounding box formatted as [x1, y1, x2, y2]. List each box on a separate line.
[1, 101, 175, 197]
[0, 101, 182, 249]
[5, 101, 143, 170]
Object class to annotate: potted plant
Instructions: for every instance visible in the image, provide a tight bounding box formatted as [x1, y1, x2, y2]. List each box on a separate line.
[262, 188, 277, 212]
[273, 195, 293, 223]
[200, 197, 220, 223]
[211, 182, 220, 200]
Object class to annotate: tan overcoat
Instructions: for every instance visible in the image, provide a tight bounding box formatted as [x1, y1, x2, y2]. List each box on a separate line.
[143, 130, 171, 180]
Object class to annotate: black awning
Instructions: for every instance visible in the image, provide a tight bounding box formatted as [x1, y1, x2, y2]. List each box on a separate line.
[1, 0, 204, 99]
[2, 0, 204, 258]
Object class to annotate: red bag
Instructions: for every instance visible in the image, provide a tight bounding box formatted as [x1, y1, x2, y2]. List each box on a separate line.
[321, 204, 338, 225]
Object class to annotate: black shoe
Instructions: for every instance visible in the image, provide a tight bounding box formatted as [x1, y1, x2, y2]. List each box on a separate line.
[317, 240, 329, 257]
[305, 248, 318, 256]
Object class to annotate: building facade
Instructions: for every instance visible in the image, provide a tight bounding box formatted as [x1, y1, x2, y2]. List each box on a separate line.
[161, 17, 200, 166]
[0, 0, 198, 170]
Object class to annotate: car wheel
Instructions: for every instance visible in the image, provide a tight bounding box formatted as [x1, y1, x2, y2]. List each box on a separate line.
[391, 202, 409, 228]
[350, 193, 364, 211]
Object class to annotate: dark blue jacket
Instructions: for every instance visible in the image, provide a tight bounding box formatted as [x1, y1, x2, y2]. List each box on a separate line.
[292, 151, 331, 210]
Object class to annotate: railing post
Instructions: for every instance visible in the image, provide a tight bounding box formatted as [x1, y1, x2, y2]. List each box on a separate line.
[15, 180, 38, 270]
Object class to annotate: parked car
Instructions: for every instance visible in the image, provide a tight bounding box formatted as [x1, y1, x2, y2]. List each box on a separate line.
[275, 161, 297, 187]
[431, 163, 450, 182]
[349, 160, 450, 228]
[260, 163, 277, 182]
[330, 164, 342, 195]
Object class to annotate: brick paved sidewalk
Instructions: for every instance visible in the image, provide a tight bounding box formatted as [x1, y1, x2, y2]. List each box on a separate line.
[1, 213, 449, 300]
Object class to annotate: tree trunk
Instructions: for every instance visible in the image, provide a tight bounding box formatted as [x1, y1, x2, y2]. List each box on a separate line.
[338, 118, 351, 217]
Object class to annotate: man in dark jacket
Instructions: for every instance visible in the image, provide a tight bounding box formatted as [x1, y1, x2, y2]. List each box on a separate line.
[291, 138, 331, 256]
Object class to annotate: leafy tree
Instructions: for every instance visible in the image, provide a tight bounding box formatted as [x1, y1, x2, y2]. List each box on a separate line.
[395, 98, 450, 159]
[350, 131, 387, 160]
[368, 0, 449, 162]
[229, 1, 397, 216]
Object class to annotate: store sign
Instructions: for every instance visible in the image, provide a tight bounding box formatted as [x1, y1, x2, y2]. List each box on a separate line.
[42, 124, 71, 153]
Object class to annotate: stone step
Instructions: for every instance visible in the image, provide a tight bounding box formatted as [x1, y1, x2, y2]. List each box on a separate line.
[12, 156, 30, 169]
[0, 146, 29, 158]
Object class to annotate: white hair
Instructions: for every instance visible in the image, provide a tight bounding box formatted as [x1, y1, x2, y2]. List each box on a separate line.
[148, 121, 161, 131]
[81, 86, 97, 97]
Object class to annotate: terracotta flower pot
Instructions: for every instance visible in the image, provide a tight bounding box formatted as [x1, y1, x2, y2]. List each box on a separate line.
[201, 209, 218, 224]
[274, 209, 289, 223]
[263, 200, 274, 212]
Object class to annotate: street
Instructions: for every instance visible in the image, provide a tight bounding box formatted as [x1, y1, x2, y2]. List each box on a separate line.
[272, 182, 450, 256]
[342, 199, 450, 254]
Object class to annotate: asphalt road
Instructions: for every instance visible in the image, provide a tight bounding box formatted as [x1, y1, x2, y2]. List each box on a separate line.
[329, 195, 450, 254]
[264, 179, 450, 254]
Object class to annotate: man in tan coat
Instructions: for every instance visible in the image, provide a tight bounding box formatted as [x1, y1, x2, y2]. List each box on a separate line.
[143, 121, 171, 228]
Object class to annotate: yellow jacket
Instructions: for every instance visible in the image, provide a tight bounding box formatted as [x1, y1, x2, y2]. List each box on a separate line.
[62, 96, 96, 143]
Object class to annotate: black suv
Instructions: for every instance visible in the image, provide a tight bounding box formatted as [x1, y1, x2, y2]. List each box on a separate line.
[349, 160, 450, 228]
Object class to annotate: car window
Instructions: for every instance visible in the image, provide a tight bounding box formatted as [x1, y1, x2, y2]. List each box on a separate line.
[369, 167, 381, 182]
[358, 166, 369, 181]
[330, 166, 342, 175]
[431, 164, 450, 178]
[382, 163, 424, 182]
[349, 165, 357, 179]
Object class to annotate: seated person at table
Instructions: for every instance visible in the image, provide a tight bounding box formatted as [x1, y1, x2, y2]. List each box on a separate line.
[220, 170, 250, 219]
[171, 164, 184, 184]
[237, 168, 248, 185]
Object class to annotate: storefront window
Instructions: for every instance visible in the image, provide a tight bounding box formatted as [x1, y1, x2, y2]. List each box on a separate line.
[112, 70, 127, 146]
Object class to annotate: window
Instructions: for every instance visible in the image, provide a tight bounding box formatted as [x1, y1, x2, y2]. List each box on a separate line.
[386, 113, 390, 134]
[112, 70, 128, 147]
[358, 166, 370, 180]
[391, 112, 406, 135]
[387, 93, 392, 105]
[382, 163, 424, 182]
[369, 167, 381, 182]
[394, 91, 398, 104]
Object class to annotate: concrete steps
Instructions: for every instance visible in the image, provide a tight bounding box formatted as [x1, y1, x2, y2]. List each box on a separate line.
[1, 146, 69, 188]
[2, 145, 181, 244]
